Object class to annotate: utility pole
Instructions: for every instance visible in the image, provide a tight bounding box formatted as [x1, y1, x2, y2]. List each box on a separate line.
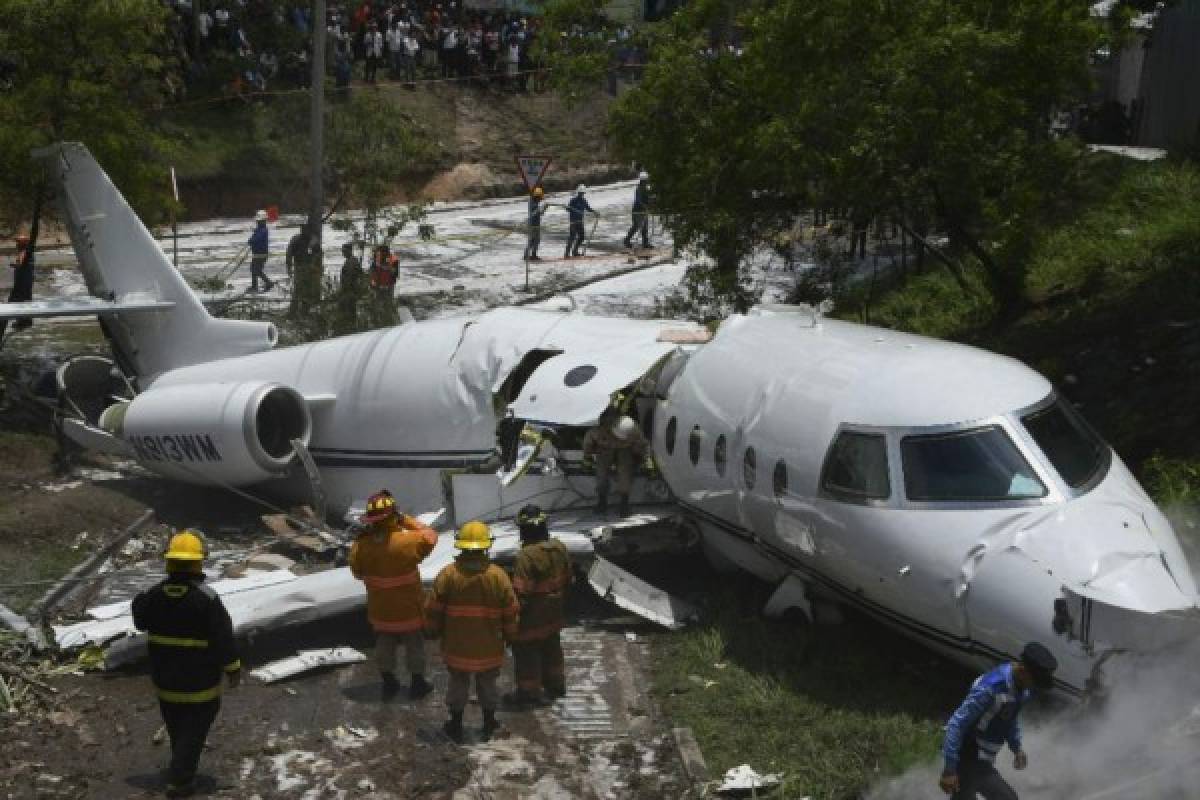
[308, 0, 326, 245]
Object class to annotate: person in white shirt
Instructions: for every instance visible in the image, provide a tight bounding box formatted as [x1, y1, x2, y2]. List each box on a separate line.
[387, 21, 405, 79]
[402, 31, 419, 84]
[505, 41, 519, 89]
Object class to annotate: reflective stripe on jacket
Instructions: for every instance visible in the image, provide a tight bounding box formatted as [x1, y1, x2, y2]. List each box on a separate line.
[511, 539, 572, 642]
[350, 516, 438, 633]
[943, 662, 1029, 772]
[426, 555, 519, 672]
[132, 573, 240, 703]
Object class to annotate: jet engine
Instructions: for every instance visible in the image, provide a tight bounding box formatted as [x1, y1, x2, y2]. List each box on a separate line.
[100, 381, 311, 485]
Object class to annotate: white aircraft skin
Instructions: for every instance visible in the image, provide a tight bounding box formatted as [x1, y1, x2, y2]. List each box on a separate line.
[8, 143, 1198, 696]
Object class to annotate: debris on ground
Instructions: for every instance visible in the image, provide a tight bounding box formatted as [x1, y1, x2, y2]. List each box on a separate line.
[250, 647, 368, 683]
[715, 764, 787, 795]
[589, 556, 700, 630]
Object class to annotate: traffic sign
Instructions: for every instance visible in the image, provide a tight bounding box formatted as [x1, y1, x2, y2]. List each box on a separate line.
[515, 155, 553, 191]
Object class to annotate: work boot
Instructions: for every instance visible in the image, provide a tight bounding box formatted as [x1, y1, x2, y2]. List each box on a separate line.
[381, 671, 401, 698]
[409, 674, 433, 700]
[617, 494, 631, 518]
[481, 708, 500, 741]
[595, 492, 608, 515]
[443, 711, 464, 743]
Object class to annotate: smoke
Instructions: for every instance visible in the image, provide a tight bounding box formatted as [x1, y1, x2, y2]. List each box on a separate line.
[866, 639, 1200, 800]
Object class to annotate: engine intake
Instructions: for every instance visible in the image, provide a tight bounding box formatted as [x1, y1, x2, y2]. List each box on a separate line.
[101, 381, 311, 485]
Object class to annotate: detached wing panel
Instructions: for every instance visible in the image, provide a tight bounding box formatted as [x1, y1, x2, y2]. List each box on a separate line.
[0, 296, 175, 320]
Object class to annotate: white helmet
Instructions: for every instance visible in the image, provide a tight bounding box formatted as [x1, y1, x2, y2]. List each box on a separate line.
[611, 415, 637, 441]
[576, 184, 587, 194]
[255, 209, 268, 222]
[638, 171, 649, 181]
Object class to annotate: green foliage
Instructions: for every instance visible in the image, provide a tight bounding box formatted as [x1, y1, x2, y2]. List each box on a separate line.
[1144, 456, 1200, 507]
[533, 0, 625, 99]
[0, 0, 173, 224]
[325, 92, 433, 250]
[604, 0, 1102, 312]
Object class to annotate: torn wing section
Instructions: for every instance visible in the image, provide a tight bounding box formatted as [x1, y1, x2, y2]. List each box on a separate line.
[0, 296, 175, 320]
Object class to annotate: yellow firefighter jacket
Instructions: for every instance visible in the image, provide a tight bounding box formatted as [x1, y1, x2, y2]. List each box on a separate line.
[426, 554, 519, 672]
[511, 539, 572, 642]
[349, 515, 438, 634]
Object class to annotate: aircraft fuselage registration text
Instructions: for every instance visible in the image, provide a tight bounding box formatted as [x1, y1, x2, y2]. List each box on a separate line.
[130, 434, 222, 463]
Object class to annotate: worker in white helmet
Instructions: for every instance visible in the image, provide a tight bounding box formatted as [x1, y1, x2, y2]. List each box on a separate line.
[564, 185, 596, 259]
[582, 406, 647, 517]
[623, 171, 652, 250]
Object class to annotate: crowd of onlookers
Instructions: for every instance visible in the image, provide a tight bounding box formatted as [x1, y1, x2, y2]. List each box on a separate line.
[158, 1, 647, 101]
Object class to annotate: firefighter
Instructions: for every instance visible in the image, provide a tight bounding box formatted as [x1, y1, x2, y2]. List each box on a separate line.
[4, 233, 34, 333]
[367, 244, 399, 326]
[349, 489, 438, 700]
[425, 521, 519, 743]
[505, 504, 572, 708]
[132, 530, 241, 798]
[940, 642, 1058, 799]
[582, 409, 647, 517]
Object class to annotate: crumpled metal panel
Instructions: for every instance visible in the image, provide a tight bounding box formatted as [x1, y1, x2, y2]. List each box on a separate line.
[250, 647, 367, 683]
[587, 556, 699, 630]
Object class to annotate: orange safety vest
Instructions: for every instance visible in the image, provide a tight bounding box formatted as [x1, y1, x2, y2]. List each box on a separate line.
[426, 556, 519, 672]
[511, 539, 572, 642]
[369, 253, 399, 289]
[349, 516, 438, 633]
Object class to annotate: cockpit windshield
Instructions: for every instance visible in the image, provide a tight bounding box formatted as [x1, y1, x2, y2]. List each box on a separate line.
[901, 426, 1047, 503]
[1021, 398, 1109, 490]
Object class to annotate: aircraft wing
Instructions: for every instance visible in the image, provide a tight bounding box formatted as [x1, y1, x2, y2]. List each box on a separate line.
[0, 296, 175, 320]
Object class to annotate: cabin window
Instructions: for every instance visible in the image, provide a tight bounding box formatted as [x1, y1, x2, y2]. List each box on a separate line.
[1021, 399, 1109, 490]
[743, 447, 757, 490]
[901, 426, 1047, 502]
[773, 460, 788, 499]
[689, 425, 703, 466]
[714, 435, 727, 477]
[821, 432, 890, 501]
[563, 364, 598, 387]
[665, 416, 677, 455]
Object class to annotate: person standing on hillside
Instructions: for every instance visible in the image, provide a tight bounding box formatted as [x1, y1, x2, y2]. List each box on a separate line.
[247, 210, 273, 292]
[939, 642, 1058, 799]
[623, 171, 652, 250]
[349, 490, 438, 700]
[364, 21, 384, 83]
[564, 185, 596, 259]
[524, 186, 548, 261]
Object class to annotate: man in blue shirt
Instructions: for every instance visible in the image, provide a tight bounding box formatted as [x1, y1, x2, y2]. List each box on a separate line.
[940, 642, 1057, 799]
[564, 185, 595, 259]
[247, 210, 273, 292]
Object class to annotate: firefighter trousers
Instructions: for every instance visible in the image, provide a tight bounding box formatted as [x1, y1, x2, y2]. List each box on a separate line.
[445, 668, 499, 713]
[375, 631, 427, 676]
[512, 633, 565, 696]
[159, 698, 220, 787]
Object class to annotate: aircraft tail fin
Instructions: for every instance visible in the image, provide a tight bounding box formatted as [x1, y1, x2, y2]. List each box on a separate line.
[38, 142, 276, 381]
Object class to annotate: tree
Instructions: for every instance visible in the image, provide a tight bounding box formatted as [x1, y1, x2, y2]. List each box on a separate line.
[0, 0, 173, 228]
[0, 0, 172, 342]
[322, 91, 432, 334]
[577, 0, 1103, 316]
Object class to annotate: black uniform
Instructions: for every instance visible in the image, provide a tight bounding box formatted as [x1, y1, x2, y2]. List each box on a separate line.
[623, 180, 651, 248]
[132, 573, 240, 791]
[564, 194, 594, 258]
[525, 197, 548, 260]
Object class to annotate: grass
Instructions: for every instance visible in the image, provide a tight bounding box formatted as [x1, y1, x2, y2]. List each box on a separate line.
[651, 581, 970, 799]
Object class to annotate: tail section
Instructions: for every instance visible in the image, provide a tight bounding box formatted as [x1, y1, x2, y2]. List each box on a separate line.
[39, 142, 276, 381]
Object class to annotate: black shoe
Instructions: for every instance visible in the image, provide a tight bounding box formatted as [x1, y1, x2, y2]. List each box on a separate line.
[264, 282, 274, 291]
[623, 240, 632, 249]
[409, 674, 433, 700]
[443, 714, 464, 743]
[381, 672, 401, 698]
[529, 255, 541, 261]
[481, 709, 500, 741]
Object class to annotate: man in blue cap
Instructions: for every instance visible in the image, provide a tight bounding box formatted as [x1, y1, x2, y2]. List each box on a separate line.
[939, 641, 1058, 799]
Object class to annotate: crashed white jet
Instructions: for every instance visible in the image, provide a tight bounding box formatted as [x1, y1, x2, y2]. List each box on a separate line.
[7, 143, 1198, 694]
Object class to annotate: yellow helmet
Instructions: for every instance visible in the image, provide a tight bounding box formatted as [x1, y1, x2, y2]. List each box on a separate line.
[532, 186, 544, 199]
[165, 530, 207, 561]
[455, 520, 492, 551]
